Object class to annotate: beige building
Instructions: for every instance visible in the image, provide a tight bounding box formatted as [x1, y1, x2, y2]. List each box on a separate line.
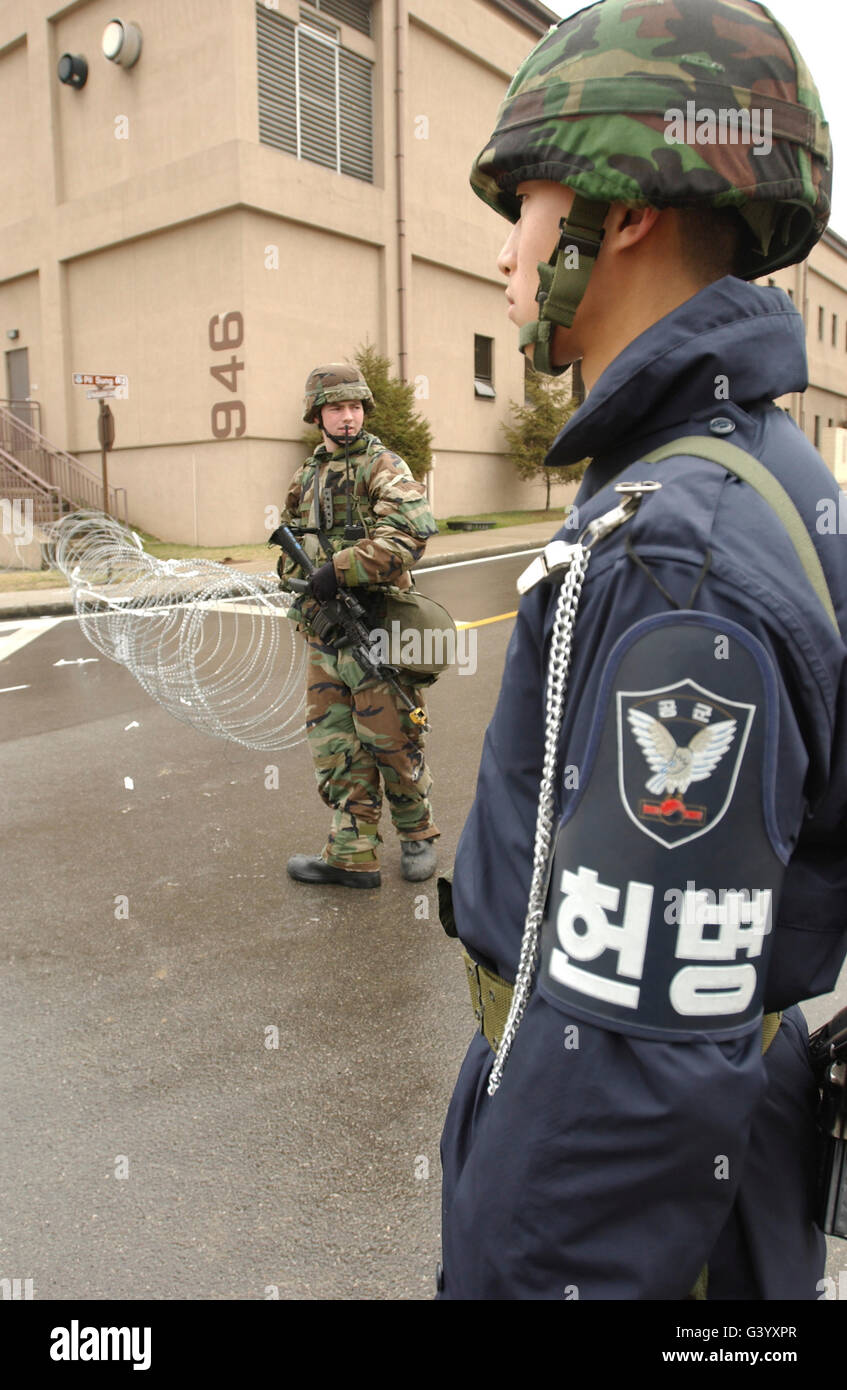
[0, 0, 571, 546]
[762, 228, 847, 486]
[2, 0, 846, 546]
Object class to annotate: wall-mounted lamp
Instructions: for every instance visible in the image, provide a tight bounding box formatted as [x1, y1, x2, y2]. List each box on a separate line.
[6, 329, 20, 340]
[57, 53, 88, 88]
[102, 19, 143, 68]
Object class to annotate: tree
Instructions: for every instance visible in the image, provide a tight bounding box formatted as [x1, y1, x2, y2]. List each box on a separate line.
[304, 343, 433, 481]
[502, 368, 589, 508]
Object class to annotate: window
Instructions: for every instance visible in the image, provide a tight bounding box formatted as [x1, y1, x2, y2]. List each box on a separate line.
[306, 0, 370, 36]
[257, 4, 373, 183]
[814, 416, 821, 448]
[786, 287, 794, 301]
[818, 306, 825, 340]
[474, 336, 495, 399]
[833, 315, 839, 348]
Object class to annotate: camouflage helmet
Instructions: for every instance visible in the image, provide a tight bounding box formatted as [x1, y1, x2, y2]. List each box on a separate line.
[302, 363, 374, 424]
[470, 0, 832, 370]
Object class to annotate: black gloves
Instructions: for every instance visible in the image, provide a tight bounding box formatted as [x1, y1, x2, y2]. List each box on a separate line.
[309, 561, 338, 602]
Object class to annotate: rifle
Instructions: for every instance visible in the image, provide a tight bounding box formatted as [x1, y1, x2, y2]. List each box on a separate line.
[268, 523, 429, 730]
[809, 1004, 847, 1237]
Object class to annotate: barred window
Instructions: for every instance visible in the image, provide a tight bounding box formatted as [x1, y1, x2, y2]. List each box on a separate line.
[257, 4, 373, 183]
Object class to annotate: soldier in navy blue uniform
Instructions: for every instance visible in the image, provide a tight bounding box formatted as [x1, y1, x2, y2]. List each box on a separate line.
[439, 0, 847, 1300]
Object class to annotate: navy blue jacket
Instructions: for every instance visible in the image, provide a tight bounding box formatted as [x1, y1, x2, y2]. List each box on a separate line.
[440, 278, 847, 1300]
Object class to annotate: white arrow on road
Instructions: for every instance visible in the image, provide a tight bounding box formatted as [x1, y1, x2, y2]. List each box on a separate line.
[53, 657, 99, 666]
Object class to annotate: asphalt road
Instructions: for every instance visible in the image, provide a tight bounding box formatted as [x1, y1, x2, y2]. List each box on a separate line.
[1, 551, 844, 1300]
[0, 555, 523, 1301]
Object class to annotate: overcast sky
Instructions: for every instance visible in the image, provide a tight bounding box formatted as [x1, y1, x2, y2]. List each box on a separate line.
[541, 0, 846, 238]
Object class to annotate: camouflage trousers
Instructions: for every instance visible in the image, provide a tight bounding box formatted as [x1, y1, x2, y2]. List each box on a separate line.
[304, 633, 438, 869]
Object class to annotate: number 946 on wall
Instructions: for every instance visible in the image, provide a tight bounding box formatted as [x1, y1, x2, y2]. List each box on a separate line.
[208, 312, 245, 438]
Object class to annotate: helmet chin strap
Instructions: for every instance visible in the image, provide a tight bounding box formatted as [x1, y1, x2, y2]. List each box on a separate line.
[321, 425, 367, 540]
[520, 193, 608, 375]
[324, 426, 364, 449]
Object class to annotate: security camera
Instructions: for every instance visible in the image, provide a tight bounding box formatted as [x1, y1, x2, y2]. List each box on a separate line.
[57, 53, 88, 88]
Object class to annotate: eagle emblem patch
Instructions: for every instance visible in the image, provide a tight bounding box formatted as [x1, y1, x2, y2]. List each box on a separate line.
[617, 680, 755, 848]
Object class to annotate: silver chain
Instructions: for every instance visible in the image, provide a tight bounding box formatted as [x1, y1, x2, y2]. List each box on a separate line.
[487, 542, 590, 1096]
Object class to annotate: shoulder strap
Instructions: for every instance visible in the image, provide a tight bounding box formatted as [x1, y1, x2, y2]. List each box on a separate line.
[641, 435, 839, 635]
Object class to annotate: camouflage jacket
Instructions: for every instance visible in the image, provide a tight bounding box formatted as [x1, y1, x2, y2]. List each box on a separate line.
[280, 432, 437, 598]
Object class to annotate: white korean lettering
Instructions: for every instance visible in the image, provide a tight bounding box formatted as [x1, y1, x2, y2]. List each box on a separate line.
[549, 866, 653, 1008]
[692, 702, 713, 723]
[669, 963, 757, 1015]
[675, 888, 771, 961]
[658, 699, 677, 718]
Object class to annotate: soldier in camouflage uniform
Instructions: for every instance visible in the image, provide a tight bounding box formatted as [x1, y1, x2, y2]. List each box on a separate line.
[282, 364, 440, 889]
[439, 0, 846, 1299]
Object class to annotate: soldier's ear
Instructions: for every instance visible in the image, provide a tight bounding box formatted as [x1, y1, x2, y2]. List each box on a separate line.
[604, 203, 663, 254]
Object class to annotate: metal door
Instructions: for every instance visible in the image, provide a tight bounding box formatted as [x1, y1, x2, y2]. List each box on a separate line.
[5, 348, 30, 422]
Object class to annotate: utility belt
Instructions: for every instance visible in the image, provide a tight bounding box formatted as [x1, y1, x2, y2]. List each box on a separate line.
[458, 927, 847, 1243]
[441, 868, 847, 1263]
[460, 944, 782, 1059]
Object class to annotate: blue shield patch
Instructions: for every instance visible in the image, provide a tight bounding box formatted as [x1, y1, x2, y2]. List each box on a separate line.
[617, 681, 755, 849]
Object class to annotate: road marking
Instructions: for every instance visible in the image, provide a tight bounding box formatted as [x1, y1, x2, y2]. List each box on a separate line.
[0, 617, 65, 664]
[456, 611, 518, 630]
[418, 547, 544, 576]
[0, 615, 77, 631]
[54, 657, 99, 666]
[0, 684, 30, 694]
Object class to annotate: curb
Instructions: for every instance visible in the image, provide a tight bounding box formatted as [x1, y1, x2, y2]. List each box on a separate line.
[0, 537, 548, 621]
[414, 538, 545, 570]
[0, 592, 77, 620]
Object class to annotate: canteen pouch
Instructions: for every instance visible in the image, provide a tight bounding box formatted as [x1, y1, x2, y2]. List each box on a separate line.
[372, 588, 458, 677]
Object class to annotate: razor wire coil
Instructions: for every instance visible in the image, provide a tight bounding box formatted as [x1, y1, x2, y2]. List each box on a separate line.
[48, 511, 308, 750]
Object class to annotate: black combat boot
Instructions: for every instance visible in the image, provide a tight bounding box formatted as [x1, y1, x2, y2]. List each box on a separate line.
[287, 855, 381, 889]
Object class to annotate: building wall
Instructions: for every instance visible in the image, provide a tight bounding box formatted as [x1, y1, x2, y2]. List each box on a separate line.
[0, 0, 563, 543]
[761, 230, 847, 471]
[0, 36, 33, 230]
[50, 0, 239, 204]
[11, 0, 845, 545]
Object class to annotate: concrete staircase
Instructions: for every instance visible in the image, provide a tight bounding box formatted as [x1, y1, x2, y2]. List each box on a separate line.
[0, 405, 127, 569]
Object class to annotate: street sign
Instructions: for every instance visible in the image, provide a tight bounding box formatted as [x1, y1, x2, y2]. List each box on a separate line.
[72, 373, 128, 388]
[87, 388, 117, 399]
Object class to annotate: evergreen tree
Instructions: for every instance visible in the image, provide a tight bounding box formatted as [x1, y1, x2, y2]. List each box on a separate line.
[304, 343, 433, 481]
[502, 369, 589, 509]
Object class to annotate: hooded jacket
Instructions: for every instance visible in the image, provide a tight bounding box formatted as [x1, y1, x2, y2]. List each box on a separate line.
[441, 278, 847, 1300]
